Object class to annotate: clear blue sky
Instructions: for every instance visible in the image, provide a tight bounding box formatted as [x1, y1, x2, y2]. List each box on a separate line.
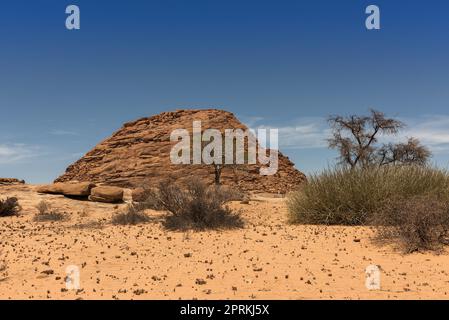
[1, 0, 449, 183]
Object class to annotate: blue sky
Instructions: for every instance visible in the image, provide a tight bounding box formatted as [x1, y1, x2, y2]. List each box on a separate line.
[1, 0, 449, 183]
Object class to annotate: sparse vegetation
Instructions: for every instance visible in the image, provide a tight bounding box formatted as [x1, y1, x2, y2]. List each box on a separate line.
[34, 201, 67, 222]
[288, 165, 449, 226]
[288, 110, 449, 252]
[372, 195, 449, 253]
[0, 197, 21, 217]
[145, 179, 244, 231]
[111, 204, 150, 225]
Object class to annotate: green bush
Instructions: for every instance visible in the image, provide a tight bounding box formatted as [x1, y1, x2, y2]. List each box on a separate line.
[287, 165, 449, 225]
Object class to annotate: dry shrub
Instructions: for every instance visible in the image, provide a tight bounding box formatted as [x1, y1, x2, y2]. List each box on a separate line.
[73, 221, 104, 229]
[146, 179, 244, 231]
[373, 195, 449, 253]
[34, 201, 67, 222]
[0, 197, 21, 217]
[111, 204, 150, 225]
[288, 165, 449, 225]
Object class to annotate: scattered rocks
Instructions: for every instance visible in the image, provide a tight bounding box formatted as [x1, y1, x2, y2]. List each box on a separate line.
[133, 289, 147, 295]
[195, 279, 207, 285]
[0, 183, 445, 300]
[41, 269, 54, 275]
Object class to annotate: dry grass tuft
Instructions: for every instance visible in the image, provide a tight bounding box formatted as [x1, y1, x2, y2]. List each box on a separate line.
[111, 204, 151, 225]
[34, 201, 67, 222]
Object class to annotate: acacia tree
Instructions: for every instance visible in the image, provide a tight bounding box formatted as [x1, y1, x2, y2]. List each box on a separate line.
[328, 109, 431, 168]
[377, 137, 431, 166]
[207, 133, 250, 185]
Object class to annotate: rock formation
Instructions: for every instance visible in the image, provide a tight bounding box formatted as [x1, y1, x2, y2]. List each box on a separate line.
[36, 182, 95, 197]
[55, 109, 306, 193]
[0, 178, 25, 185]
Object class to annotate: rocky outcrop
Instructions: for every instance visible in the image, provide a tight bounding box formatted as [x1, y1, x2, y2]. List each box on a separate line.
[55, 109, 306, 194]
[0, 178, 25, 185]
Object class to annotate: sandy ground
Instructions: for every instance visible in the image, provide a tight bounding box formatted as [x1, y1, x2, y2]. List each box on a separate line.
[1, 184, 449, 300]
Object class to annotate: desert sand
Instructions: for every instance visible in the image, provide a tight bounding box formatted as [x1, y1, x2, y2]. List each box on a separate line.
[1, 184, 449, 300]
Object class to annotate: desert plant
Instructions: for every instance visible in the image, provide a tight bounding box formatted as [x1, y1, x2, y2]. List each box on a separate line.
[0, 197, 21, 217]
[328, 109, 431, 168]
[148, 178, 244, 231]
[372, 195, 449, 253]
[111, 204, 150, 225]
[288, 165, 449, 225]
[34, 201, 67, 222]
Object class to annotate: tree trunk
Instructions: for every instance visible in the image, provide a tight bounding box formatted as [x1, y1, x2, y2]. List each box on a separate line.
[214, 164, 222, 185]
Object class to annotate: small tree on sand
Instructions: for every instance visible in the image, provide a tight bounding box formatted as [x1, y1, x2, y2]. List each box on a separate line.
[206, 134, 249, 185]
[328, 109, 431, 168]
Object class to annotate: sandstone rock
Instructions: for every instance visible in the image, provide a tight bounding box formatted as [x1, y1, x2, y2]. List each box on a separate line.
[132, 187, 148, 202]
[89, 186, 124, 203]
[0, 178, 25, 185]
[36, 184, 65, 194]
[36, 182, 95, 197]
[55, 109, 306, 193]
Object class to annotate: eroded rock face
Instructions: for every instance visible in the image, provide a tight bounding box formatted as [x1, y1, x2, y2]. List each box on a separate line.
[55, 109, 306, 193]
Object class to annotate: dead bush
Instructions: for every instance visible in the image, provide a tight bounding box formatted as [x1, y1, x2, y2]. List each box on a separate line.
[148, 179, 244, 231]
[0, 197, 21, 217]
[372, 195, 449, 253]
[111, 204, 150, 225]
[34, 201, 67, 222]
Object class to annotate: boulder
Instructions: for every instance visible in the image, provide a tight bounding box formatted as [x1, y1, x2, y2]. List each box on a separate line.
[61, 182, 96, 197]
[89, 186, 124, 203]
[36, 182, 95, 197]
[131, 187, 148, 202]
[36, 183, 65, 194]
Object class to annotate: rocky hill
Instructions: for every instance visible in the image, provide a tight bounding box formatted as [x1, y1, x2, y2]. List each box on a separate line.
[55, 109, 306, 193]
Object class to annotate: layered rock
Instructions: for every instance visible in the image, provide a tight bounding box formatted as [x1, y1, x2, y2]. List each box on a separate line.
[55, 109, 306, 193]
